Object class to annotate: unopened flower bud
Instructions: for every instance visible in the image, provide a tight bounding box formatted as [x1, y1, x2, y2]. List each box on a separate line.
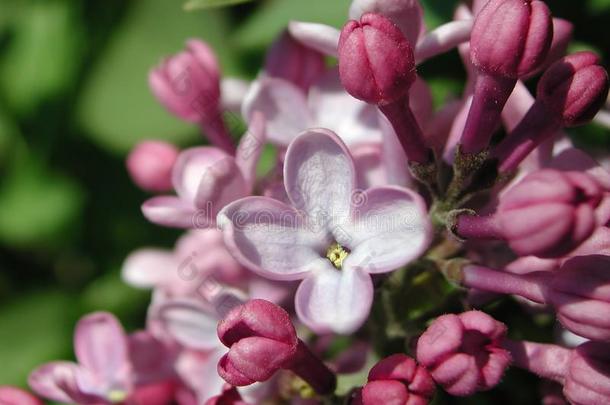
[453, 169, 604, 257]
[416, 311, 511, 396]
[348, 0, 425, 45]
[127, 141, 179, 192]
[459, 0, 553, 154]
[217, 299, 336, 395]
[355, 354, 435, 405]
[339, 13, 430, 164]
[459, 255, 610, 341]
[149, 40, 234, 153]
[493, 52, 609, 172]
[265, 30, 326, 91]
[339, 12, 415, 105]
[537, 51, 609, 127]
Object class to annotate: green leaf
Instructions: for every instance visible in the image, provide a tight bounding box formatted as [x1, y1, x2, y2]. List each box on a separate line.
[184, 0, 255, 11]
[420, 0, 461, 29]
[0, 291, 74, 386]
[232, 0, 351, 49]
[76, 0, 239, 154]
[0, 0, 83, 114]
[0, 156, 84, 249]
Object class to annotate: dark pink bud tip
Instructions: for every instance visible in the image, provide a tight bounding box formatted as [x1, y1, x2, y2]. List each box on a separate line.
[361, 354, 435, 405]
[471, 0, 553, 79]
[416, 311, 511, 397]
[338, 12, 416, 105]
[498, 169, 603, 257]
[537, 51, 610, 127]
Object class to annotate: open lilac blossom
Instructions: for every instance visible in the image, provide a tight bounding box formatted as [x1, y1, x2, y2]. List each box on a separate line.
[416, 311, 511, 396]
[218, 129, 431, 333]
[141, 113, 265, 229]
[28, 312, 176, 405]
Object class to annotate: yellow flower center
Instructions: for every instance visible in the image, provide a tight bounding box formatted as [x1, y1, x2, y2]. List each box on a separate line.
[107, 390, 127, 403]
[326, 242, 349, 269]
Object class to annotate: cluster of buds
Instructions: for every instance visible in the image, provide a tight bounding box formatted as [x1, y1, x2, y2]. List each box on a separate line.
[26, 0, 610, 404]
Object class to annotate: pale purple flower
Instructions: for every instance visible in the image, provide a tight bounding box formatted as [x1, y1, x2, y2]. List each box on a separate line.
[29, 312, 133, 404]
[217, 129, 431, 334]
[141, 113, 265, 229]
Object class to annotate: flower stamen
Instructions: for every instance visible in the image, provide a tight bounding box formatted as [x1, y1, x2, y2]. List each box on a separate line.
[326, 242, 349, 269]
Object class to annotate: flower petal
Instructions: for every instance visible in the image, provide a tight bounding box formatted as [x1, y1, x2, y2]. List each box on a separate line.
[309, 69, 382, 146]
[241, 77, 313, 146]
[344, 186, 432, 274]
[121, 249, 175, 289]
[155, 300, 220, 350]
[172, 147, 234, 202]
[295, 267, 373, 334]
[74, 312, 131, 386]
[193, 154, 248, 216]
[29, 362, 97, 404]
[287, 21, 340, 57]
[141, 196, 198, 229]
[235, 111, 266, 190]
[221, 77, 250, 113]
[284, 129, 356, 223]
[217, 196, 329, 280]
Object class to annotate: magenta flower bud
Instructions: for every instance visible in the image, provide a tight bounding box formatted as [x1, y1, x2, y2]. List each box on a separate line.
[459, 0, 553, 154]
[205, 384, 249, 405]
[357, 354, 435, 405]
[217, 299, 336, 395]
[126, 141, 179, 192]
[338, 13, 430, 163]
[416, 311, 511, 396]
[504, 339, 610, 405]
[471, 0, 553, 79]
[149, 40, 234, 153]
[537, 51, 610, 127]
[0, 386, 43, 405]
[265, 30, 326, 91]
[454, 169, 604, 257]
[339, 13, 415, 105]
[459, 255, 610, 341]
[564, 341, 610, 405]
[493, 52, 609, 172]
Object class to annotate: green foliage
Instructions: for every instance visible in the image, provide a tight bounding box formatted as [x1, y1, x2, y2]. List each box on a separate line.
[0, 290, 74, 386]
[76, 0, 239, 154]
[184, 0, 255, 11]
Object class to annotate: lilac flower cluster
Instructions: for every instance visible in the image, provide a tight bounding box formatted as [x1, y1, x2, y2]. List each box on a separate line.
[13, 0, 610, 404]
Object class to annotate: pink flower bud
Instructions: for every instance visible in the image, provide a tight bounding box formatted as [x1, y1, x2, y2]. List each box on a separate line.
[338, 13, 415, 105]
[564, 341, 610, 405]
[217, 299, 336, 395]
[205, 384, 249, 405]
[0, 386, 43, 405]
[454, 169, 605, 257]
[150, 40, 234, 153]
[471, 0, 553, 79]
[537, 51, 609, 127]
[265, 30, 326, 91]
[416, 311, 511, 396]
[127, 141, 179, 192]
[358, 354, 435, 405]
[150, 39, 221, 123]
[499, 169, 602, 257]
[459, 256, 610, 341]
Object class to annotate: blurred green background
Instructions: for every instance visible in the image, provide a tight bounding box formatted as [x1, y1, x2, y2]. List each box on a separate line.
[0, 0, 608, 402]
